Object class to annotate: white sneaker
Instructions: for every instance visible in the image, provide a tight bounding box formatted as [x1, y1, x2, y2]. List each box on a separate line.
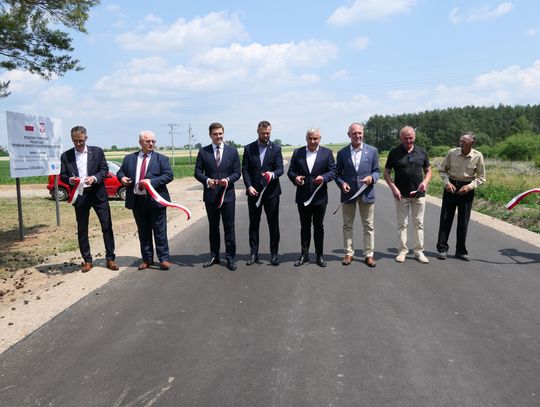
[415, 252, 429, 263]
[395, 252, 407, 263]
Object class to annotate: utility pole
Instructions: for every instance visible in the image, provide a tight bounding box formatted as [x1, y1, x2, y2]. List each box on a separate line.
[167, 123, 179, 167]
[188, 123, 193, 164]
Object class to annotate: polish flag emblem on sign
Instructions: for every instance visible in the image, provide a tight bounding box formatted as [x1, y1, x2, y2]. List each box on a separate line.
[24, 125, 34, 132]
[39, 122, 46, 134]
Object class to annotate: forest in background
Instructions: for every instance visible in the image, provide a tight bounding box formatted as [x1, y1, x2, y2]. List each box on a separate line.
[364, 104, 540, 163]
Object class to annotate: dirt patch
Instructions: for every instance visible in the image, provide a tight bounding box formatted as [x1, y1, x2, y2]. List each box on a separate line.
[0, 178, 207, 353]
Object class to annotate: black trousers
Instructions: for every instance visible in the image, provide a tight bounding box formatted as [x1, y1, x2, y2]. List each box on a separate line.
[206, 201, 236, 260]
[74, 190, 115, 262]
[297, 203, 326, 256]
[436, 184, 475, 255]
[133, 196, 169, 262]
[248, 196, 280, 256]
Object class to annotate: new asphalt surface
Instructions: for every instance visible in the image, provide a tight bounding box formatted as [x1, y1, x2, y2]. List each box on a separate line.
[1, 179, 539, 407]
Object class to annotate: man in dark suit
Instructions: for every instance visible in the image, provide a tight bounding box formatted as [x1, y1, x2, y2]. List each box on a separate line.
[242, 120, 284, 266]
[60, 125, 119, 273]
[336, 123, 380, 268]
[117, 130, 173, 270]
[287, 127, 336, 267]
[194, 122, 241, 271]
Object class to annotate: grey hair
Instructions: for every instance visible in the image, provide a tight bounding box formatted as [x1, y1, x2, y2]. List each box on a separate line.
[139, 130, 156, 140]
[306, 127, 320, 136]
[400, 126, 416, 137]
[347, 122, 364, 134]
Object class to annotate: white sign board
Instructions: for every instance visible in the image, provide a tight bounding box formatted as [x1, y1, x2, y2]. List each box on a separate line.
[6, 111, 63, 178]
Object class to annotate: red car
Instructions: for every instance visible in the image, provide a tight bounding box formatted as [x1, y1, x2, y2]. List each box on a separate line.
[47, 161, 126, 201]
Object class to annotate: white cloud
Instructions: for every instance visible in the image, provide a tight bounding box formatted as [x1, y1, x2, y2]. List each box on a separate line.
[106, 4, 122, 14]
[332, 69, 350, 80]
[92, 40, 339, 100]
[473, 61, 540, 91]
[382, 60, 540, 113]
[327, 0, 418, 26]
[116, 11, 248, 52]
[527, 28, 539, 36]
[449, 3, 514, 24]
[0, 70, 48, 94]
[194, 40, 338, 68]
[350, 36, 369, 50]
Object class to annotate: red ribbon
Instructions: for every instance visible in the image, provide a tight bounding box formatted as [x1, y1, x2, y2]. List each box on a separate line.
[216, 179, 229, 209]
[255, 172, 273, 208]
[68, 178, 84, 204]
[140, 180, 192, 220]
[505, 188, 540, 210]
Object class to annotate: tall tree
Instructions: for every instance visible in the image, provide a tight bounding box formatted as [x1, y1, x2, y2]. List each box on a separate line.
[0, 0, 99, 97]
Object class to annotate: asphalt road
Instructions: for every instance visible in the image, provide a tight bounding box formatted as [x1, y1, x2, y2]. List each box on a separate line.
[1, 178, 539, 407]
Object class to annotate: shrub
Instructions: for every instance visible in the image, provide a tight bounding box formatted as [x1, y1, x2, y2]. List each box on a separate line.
[534, 154, 540, 168]
[429, 145, 451, 158]
[494, 132, 540, 161]
[476, 145, 494, 158]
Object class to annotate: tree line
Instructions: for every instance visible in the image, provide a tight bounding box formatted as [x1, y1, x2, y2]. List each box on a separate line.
[364, 104, 540, 154]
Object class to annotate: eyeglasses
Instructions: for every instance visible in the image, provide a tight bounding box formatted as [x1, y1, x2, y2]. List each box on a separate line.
[142, 140, 156, 144]
[72, 139, 86, 144]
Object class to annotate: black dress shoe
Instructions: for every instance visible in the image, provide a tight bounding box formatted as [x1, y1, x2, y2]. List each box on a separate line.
[316, 255, 326, 267]
[246, 254, 260, 265]
[203, 257, 220, 268]
[226, 259, 237, 271]
[294, 255, 309, 266]
[270, 255, 279, 266]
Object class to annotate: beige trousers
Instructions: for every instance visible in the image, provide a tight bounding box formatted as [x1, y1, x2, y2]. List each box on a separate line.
[394, 197, 425, 254]
[342, 200, 374, 258]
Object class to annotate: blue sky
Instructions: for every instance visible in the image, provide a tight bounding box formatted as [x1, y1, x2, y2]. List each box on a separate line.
[1, 0, 539, 149]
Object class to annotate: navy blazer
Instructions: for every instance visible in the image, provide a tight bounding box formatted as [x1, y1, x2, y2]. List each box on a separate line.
[60, 146, 109, 203]
[117, 151, 173, 210]
[194, 144, 241, 205]
[241, 140, 284, 200]
[335, 143, 380, 203]
[287, 146, 336, 205]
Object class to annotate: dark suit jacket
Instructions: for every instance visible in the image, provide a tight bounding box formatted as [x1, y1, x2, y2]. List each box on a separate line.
[287, 146, 336, 205]
[241, 140, 283, 200]
[60, 146, 109, 204]
[117, 151, 173, 210]
[194, 144, 241, 205]
[336, 143, 380, 203]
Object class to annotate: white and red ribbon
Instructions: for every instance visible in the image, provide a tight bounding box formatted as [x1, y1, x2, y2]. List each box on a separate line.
[255, 172, 273, 208]
[140, 179, 192, 220]
[505, 188, 540, 210]
[332, 182, 368, 215]
[68, 178, 84, 204]
[216, 179, 229, 209]
[303, 182, 324, 206]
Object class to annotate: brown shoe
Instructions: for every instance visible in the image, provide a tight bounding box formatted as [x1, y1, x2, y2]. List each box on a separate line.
[106, 259, 119, 271]
[342, 255, 353, 265]
[137, 260, 151, 270]
[159, 261, 171, 270]
[81, 262, 93, 273]
[364, 257, 376, 268]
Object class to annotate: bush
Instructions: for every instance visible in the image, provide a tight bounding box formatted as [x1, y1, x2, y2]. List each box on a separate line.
[494, 132, 540, 161]
[476, 145, 495, 158]
[534, 154, 540, 168]
[429, 145, 451, 158]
